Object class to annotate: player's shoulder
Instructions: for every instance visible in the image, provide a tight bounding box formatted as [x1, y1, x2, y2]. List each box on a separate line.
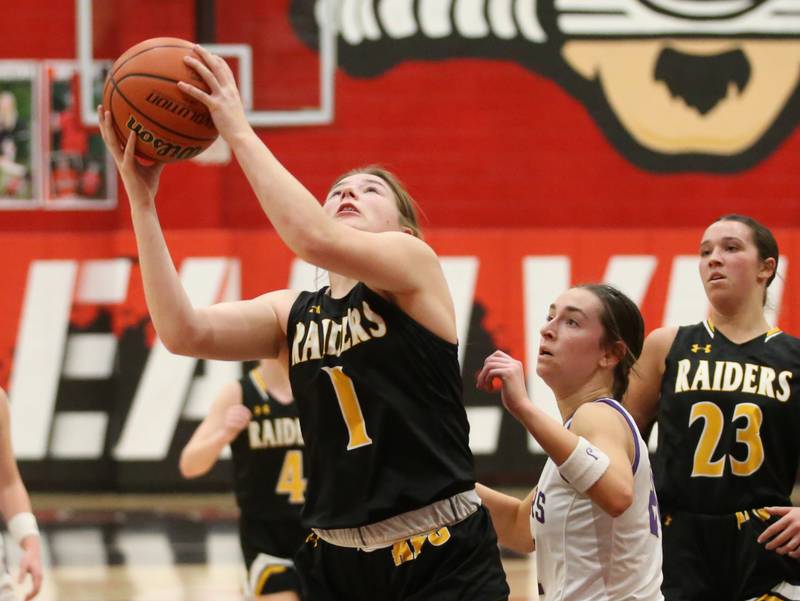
[763, 328, 800, 359]
[570, 400, 631, 439]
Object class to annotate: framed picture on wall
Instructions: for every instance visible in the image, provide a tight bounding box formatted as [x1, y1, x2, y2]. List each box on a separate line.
[0, 61, 40, 207]
[44, 60, 115, 209]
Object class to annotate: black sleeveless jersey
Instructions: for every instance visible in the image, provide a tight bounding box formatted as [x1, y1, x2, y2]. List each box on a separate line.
[655, 320, 800, 514]
[287, 283, 475, 529]
[229, 368, 306, 521]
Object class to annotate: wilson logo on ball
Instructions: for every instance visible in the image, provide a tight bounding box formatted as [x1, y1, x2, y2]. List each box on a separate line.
[126, 116, 204, 161]
[144, 92, 215, 130]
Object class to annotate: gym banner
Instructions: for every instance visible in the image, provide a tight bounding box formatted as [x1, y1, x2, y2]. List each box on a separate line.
[2, 228, 795, 490]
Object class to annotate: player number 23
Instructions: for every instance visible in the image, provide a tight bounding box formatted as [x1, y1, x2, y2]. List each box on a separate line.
[689, 401, 765, 478]
[322, 367, 373, 450]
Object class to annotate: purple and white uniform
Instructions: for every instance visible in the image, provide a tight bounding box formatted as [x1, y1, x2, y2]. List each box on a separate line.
[530, 398, 664, 600]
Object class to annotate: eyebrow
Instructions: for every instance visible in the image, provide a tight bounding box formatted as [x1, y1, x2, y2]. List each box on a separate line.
[700, 236, 745, 247]
[549, 304, 589, 319]
[329, 178, 388, 194]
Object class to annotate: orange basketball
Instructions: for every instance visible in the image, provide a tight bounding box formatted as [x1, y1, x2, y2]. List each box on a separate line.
[102, 37, 218, 163]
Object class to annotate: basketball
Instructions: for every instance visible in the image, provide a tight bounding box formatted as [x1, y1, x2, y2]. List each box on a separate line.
[102, 37, 218, 163]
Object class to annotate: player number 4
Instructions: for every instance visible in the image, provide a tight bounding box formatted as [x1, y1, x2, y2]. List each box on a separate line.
[276, 450, 307, 504]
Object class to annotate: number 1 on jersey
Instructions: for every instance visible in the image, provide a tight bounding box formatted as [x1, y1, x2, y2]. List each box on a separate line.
[322, 366, 373, 450]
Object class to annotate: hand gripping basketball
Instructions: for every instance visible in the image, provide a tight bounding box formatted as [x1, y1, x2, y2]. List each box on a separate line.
[103, 37, 219, 162]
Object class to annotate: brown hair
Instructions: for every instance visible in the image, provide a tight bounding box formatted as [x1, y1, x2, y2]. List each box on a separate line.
[333, 166, 423, 238]
[576, 284, 644, 401]
[715, 214, 778, 304]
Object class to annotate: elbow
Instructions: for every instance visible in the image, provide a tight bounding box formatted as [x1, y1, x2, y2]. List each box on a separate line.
[178, 456, 201, 480]
[602, 486, 634, 518]
[509, 537, 535, 555]
[161, 322, 204, 357]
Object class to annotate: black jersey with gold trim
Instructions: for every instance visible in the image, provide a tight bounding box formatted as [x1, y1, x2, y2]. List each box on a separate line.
[655, 320, 800, 514]
[229, 368, 306, 521]
[287, 283, 475, 530]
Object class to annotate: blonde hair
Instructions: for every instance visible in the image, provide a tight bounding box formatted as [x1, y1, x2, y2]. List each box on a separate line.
[333, 165, 423, 239]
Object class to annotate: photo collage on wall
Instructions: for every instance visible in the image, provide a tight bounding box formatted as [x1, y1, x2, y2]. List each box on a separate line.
[0, 60, 115, 209]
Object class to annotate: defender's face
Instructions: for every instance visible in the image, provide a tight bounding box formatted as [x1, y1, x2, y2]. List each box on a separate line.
[537, 288, 609, 392]
[562, 39, 800, 155]
[699, 220, 765, 304]
[323, 173, 402, 233]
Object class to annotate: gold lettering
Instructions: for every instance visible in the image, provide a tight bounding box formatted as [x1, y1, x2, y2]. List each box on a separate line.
[776, 371, 792, 402]
[675, 359, 691, 393]
[757, 367, 776, 398]
[326, 320, 341, 356]
[690, 360, 710, 391]
[247, 422, 261, 449]
[722, 362, 743, 391]
[260, 420, 276, 447]
[362, 301, 387, 337]
[339, 316, 352, 353]
[391, 541, 414, 566]
[348, 308, 372, 345]
[712, 361, 724, 391]
[321, 319, 332, 351]
[301, 321, 322, 361]
[427, 528, 451, 546]
[291, 322, 306, 366]
[409, 534, 427, 557]
[742, 363, 759, 394]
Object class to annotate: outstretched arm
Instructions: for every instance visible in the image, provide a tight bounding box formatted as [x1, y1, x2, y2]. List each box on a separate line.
[179, 380, 250, 478]
[97, 108, 297, 360]
[476, 484, 535, 553]
[0, 389, 42, 600]
[177, 48, 448, 304]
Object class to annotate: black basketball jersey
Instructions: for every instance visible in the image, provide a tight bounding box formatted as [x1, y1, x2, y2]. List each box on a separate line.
[229, 368, 306, 521]
[287, 283, 475, 530]
[655, 320, 800, 514]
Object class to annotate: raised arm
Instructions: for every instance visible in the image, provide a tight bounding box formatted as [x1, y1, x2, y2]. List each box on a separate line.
[97, 109, 298, 360]
[476, 484, 536, 553]
[177, 49, 449, 304]
[624, 326, 677, 434]
[0, 389, 42, 600]
[478, 351, 635, 517]
[179, 380, 249, 478]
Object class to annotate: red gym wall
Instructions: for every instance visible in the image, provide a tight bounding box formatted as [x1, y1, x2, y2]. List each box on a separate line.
[1, 1, 800, 488]
[1, 0, 799, 232]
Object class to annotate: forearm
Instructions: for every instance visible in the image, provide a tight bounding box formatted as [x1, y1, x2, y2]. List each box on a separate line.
[227, 131, 335, 258]
[0, 479, 32, 521]
[476, 484, 534, 553]
[516, 404, 580, 465]
[129, 205, 199, 351]
[179, 430, 232, 478]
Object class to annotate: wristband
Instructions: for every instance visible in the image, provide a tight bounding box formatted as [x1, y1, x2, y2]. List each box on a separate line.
[8, 512, 39, 545]
[557, 437, 611, 493]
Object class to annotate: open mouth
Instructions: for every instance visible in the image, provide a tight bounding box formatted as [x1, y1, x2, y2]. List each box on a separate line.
[709, 273, 726, 282]
[336, 202, 360, 216]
